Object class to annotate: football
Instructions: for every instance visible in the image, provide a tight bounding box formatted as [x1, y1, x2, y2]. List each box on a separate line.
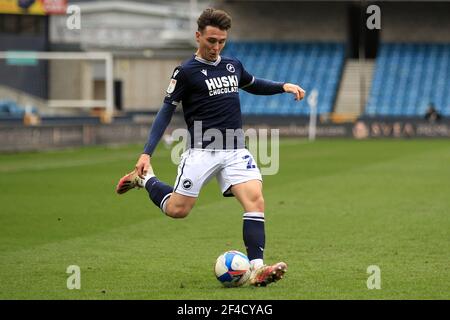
[214, 250, 251, 287]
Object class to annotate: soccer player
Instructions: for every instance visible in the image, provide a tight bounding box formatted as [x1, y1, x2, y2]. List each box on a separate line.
[116, 8, 305, 286]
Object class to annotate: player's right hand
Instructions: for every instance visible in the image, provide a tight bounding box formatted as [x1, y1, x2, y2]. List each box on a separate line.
[135, 153, 151, 179]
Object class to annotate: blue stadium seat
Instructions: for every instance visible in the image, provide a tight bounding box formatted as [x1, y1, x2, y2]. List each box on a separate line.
[366, 43, 450, 117]
[223, 41, 345, 115]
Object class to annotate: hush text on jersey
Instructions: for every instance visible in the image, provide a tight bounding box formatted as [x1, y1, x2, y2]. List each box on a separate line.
[205, 75, 239, 96]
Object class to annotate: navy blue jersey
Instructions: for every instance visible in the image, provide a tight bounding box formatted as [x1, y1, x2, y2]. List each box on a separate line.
[164, 55, 254, 148]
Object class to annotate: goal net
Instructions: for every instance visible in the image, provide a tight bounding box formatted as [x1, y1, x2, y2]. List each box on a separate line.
[0, 51, 114, 118]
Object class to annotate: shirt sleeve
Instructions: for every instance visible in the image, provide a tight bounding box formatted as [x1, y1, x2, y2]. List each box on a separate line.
[236, 59, 285, 95]
[143, 102, 176, 156]
[163, 66, 188, 106]
[241, 78, 285, 95]
[237, 60, 255, 89]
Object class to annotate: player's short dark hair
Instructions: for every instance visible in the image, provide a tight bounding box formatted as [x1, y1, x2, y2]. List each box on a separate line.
[197, 8, 232, 32]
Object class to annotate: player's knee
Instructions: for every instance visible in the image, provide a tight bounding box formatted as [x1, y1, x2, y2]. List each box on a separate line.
[254, 195, 265, 212]
[166, 205, 192, 219]
[248, 194, 264, 212]
[173, 207, 191, 218]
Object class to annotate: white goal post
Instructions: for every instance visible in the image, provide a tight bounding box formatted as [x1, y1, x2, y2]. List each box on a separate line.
[307, 89, 319, 141]
[0, 51, 114, 115]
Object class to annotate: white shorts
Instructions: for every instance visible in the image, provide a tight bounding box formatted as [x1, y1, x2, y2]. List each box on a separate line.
[173, 148, 262, 197]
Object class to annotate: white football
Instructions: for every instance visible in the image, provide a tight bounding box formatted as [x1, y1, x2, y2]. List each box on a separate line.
[214, 250, 251, 287]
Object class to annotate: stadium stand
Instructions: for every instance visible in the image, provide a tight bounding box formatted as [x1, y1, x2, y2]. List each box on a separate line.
[224, 42, 346, 116]
[366, 43, 450, 117]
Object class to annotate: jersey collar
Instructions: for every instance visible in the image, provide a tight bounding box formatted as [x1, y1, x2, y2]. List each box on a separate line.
[194, 55, 221, 66]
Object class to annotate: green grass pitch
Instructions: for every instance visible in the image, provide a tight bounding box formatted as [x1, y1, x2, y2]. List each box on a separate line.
[0, 139, 449, 299]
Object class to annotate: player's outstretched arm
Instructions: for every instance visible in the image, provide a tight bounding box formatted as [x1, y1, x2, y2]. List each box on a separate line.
[282, 83, 306, 101]
[241, 78, 305, 100]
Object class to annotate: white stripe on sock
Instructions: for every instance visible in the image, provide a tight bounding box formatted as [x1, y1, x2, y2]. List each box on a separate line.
[243, 212, 265, 218]
[143, 173, 156, 186]
[160, 193, 172, 212]
[243, 217, 265, 222]
[250, 259, 264, 271]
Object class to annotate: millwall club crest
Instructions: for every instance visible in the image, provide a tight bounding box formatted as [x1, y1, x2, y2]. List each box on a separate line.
[226, 63, 235, 73]
[182, 179, 193, 190]
[201, 69, 207, 76]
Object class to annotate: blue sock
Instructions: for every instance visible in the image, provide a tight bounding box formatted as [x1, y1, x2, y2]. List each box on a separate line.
[242, 212, 265, 261]
[145, 177, 173, 211]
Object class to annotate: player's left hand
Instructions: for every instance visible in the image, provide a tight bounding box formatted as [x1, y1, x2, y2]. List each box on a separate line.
[135, 153, 151, 179]
[283, 83, 305, 101]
